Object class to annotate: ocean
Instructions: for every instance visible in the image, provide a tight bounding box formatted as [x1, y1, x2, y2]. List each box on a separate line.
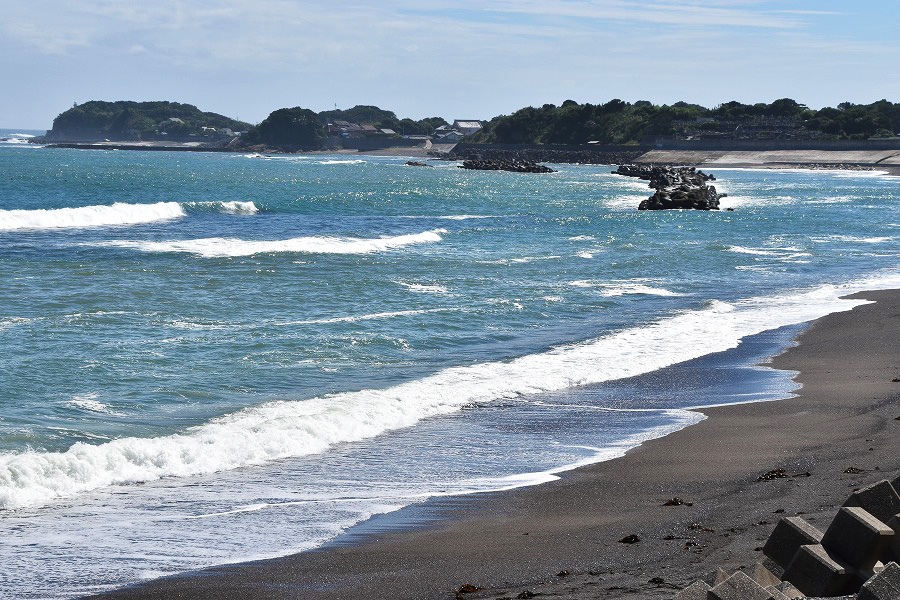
[1, 136, 899, 598]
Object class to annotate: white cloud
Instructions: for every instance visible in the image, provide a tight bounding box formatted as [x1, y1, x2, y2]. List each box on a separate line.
[0, 0, 897, 127]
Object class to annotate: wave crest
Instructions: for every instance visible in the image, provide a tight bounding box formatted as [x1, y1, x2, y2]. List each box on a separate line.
[94, 229, 447, 257]
[0, 201, 260, 231]
[0, 202, 187, 231]
[0, 280, 878, 510]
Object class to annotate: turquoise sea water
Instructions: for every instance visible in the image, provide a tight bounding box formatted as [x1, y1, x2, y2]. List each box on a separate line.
[1, 139, 899, 597]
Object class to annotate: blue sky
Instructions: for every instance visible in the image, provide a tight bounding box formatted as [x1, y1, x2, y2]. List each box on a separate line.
[2, 1, 899, 128]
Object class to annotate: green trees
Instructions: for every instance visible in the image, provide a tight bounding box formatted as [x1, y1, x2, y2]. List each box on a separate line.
[316, 105, 447, 135]
[246, 107, 324, 148]
[49, 101, 251, 140]
[470, 99, 900, 145]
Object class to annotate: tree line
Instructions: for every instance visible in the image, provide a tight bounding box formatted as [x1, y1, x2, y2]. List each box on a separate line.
[48, 98, 900, 148]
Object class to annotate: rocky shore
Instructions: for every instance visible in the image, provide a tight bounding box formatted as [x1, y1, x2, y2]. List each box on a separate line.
[450, 146, 647, 165]
[459, 159, 556, 173]
[613, 164, 725, 210]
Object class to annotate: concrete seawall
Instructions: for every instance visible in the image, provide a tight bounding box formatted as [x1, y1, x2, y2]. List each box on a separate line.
[635, 149, 900, 172]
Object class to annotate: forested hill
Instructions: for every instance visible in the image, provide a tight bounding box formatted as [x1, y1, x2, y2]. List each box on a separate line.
[470, 99, 900, 145]
[317, 105, 448, 135]
[47, 101, 252, 141]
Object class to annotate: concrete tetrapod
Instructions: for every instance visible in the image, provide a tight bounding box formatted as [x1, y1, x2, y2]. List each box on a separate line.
[782, 543, 853, 597]
[761, 516, 824, 577]
[858, 561, 900, 600]
[821, 506, 895, 571]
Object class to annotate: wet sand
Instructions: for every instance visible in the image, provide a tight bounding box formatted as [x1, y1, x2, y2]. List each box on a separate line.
[90, 290, 900, 599]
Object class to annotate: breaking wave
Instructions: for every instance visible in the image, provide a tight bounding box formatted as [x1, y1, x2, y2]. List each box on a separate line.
[0, 278, 886, 510]
[0, 201, 259, 231]
[93, 229, 447, 257]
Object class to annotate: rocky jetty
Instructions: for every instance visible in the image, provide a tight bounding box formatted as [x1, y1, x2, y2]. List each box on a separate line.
[459, 159, 556, 173]
[613, 164, 724, 211]
[671, 476, 900, 600]
[450, 146, 647, 165]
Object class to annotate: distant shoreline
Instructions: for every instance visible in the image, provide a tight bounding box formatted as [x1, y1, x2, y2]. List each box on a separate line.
[35, 141, 900, 173]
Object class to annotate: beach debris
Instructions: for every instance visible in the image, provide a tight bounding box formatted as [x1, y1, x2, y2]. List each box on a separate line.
[858, 561, 900, 600]
[843, 480, 900, 523]
[516, 591, 537, 599]
[459, 159, 556, 173]
[663, 497, 693, 506]
[762, 516, 824, 577]
[757, 468, 788, 481]
[890, 377, 900, 382]
[845, 466, 869, 474]
[457, 583, 481, 594]
[555, 570, 570, 578]
[618, 534, 641, 544]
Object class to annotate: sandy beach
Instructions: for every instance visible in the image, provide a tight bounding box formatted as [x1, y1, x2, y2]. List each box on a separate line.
[88, 289, 900, 599]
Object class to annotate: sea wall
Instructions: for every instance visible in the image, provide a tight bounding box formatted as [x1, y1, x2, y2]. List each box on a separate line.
[450, 143, 650, 164]
[647, 138, 900, 151]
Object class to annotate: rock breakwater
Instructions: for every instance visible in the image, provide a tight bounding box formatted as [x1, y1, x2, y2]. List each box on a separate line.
[460, 159, 556, 173]
[614, 164, 724, 210]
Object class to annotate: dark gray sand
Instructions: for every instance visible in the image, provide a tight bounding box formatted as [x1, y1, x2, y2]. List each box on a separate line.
[90, 290, 900, 599]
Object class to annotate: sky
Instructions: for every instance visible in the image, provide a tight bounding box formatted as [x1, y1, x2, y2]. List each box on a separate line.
[2, 0, 899, 129]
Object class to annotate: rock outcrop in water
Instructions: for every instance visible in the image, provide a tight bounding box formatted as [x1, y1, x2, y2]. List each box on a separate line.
[613, 165, 724, 211]
[460, 159, 556, 173]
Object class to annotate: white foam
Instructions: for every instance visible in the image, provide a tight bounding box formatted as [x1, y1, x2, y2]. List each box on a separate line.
[569, 280, 684, 297]
[275, 307, 454, 325]
[5, 274, 897, 510]
[0, 202, 186, 231]
[728, 246, 812, 259]
[399, 215, 497, 220]
[811, 235, 892, 244]
[0, 317, 33, 331]
[92, 229, 447, 258]
[479, 255, 562, 265]
[184, 201, 259, 215]
[66, 393, 124, 417]
[317, 159, 366, 165]
[396, 281, 451, 294]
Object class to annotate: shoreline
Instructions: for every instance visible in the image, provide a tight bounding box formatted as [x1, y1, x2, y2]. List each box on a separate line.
[90, 289, 900, 599]
[29, 142, 900, 174]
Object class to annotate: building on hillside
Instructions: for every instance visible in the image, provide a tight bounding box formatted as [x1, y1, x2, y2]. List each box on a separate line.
[327, 120, 366, 138]
[434, 130, 464, 143]
[452, 120, 483, 136]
